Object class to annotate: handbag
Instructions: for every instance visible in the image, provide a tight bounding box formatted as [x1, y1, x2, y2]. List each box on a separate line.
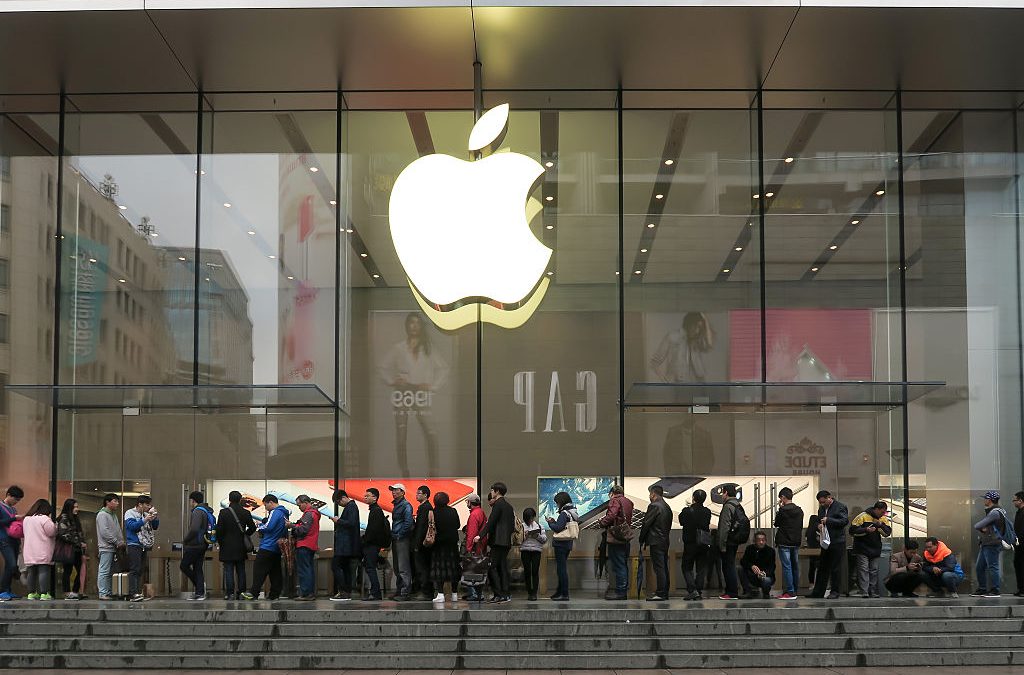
[552, 513, 580, 540]
[228, 506, 254, 554]
[1, 504, 22, 539]
[422, 511, 436, 548]
[53, 539, 76, 565]
[696, 529, 713, 548]
[607, 500, 636, 543]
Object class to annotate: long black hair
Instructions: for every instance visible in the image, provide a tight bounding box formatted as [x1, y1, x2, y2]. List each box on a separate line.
[405, 312, 432, 356]
[59, 498, 81, 529]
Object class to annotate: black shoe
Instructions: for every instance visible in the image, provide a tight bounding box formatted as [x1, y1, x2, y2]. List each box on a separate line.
[970, 588, 988, 597]
[527, 594, 537, 601]
[362, 595, 382, 602]
[646, 595, 667, 602]
[549, 595, 569, 601]
[1015, 591, 1024, 597]
[761, 589, 771, 599]
[487, 595, 501, 604]
[827, 592, 840, 599]
[611, 593, 627, 601]
[499, 596, 512, 603]
[901, 592, 919, 598]
[808, 593, 825, 598]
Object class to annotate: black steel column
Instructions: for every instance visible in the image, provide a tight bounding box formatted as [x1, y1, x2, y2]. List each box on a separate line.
[756, 90, 767, 387]
[895, 90, 912, 540]
[334, 88, 343, 503]
[617, 86, 625, 485]
[192, 91, 203, 387]
[48, 91, 66, 517]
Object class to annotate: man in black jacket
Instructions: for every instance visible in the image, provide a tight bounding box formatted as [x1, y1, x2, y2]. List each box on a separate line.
[474, 481, 514, 603]
[181, 491, 210, 601]
[330, 489, 361, 601]
[679, 489, 712, 601]
[1013, 492, 1024, 597]
[739, 531, 776, 598]
[773, 487, 804, 599]
[808, 490, 849, 599]
[639, 484, 673, 601]
[361, 488, 391, 601]
[412, 485, 434, 600]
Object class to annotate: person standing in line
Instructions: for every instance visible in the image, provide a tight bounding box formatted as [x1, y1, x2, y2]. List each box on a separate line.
[181, 491, 212, 601]
[329, 489, 361, 602]
[639, 484, 673, 601]
[216, 490, 256, 600]
[464, 493, 488, 601]
[715, 485, 745, 600]
[678, 489, 712, 601]
[241, 494, 290, 601]
[520, 507, 546, 601]
[0, 486, 24, 601]
[95, 493, 123, 601]
[360, 488, 391, 601]
[972, 490, 1009, 598]
[474, 481, 514, 603]
[739, 531, 776, 599]
[388, 483, 414, 601]
[546, 492, 578, 601]
[598, 485, 635, 601]
[885, 540, 924, 598]
[920, 537, 961, 598]
[22, 499, 56, 601]
[430, 491, 461, 603]
[292, 494, 321, 601]
[805, 515, 821, 587]
[849, 501, 892, 598]
[412, 485, 435, 601]
[124, 495, 159, 603]
[773, 487, 803, 600]
[808, 490, 848, 599]
[56, 499, 87, 600]
[1012, 492, 1024, 597]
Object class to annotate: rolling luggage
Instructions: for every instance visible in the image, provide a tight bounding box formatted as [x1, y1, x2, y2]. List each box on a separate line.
[112, 572, 130, 598]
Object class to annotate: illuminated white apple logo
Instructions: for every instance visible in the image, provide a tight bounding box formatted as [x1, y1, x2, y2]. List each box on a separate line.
[389, 104, 552, 329]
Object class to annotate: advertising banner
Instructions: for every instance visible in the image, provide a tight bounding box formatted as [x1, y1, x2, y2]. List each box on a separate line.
[62, 234, 109, 366]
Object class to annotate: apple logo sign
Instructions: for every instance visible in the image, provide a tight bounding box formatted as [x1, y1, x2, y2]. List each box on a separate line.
[389, 104, 553, 330]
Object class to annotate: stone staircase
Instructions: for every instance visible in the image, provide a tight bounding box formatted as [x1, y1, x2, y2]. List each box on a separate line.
[0, 598, 1022, 669]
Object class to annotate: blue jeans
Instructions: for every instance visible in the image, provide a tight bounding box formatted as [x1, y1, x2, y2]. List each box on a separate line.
[778, 546, 800, 595]
[976, 545, 1002, 592]
[97, 550, 115, 597]
[554, 544, 571, 597]
[296, 547, 316, 597]
[0, 539, 18, 594]
[607, 542, 629, 594]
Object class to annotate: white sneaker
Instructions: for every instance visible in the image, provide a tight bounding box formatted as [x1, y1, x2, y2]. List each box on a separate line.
[450, 593, 458, 602]
[432, 593, 445, 603]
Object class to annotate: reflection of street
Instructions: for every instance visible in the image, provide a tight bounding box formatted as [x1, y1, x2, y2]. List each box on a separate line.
[377, 313, 449, 476]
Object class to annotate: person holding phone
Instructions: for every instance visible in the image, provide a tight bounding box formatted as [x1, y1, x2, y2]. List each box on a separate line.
[520, 508, 546, 601]
[546, 492, 578, 601]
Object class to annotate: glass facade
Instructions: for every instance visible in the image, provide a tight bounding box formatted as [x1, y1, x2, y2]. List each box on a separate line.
[1, 88, 1021, 594]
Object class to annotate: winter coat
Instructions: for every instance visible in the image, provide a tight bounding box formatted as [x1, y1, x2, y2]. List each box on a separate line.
[333, 500, 362, 558]
[125, 507, 160, 549]
[481, 497, 515, 548]
[362, 502, 391, 549]
[639, 499, 672, 549]
[183, 505, 212, 550]
[433, 505, 461, 548]
[716, 497, 742, 550]
[773, 502, 804, 547]
[679, 504, 712, 547]
[465, 505, 488, 553]
[391, 497, 414, 541]
[849, 510, 892, 558]
[56, 513, 86, 550]
[818, 499, 849, 545]
[550, 504, 579, 552]
[599, 494, 634, 533]
[22, 514, 56, 565]
[520, 520, 548, 553]
[413, 500, 434, 550]
[215, 504, 257, 562]
[257, 504, 291, 553]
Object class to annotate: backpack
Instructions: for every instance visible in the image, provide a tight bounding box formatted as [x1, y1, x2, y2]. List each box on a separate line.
[953, 561, 966, 582]
[995, 508, 1017, 550]
[726, 503, 751, 546]
[511, 514, 525, 547]
[198, 506, 217, 545]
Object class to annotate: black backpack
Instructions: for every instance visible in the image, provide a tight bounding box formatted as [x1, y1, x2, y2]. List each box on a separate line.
[726, 503, 751, 545]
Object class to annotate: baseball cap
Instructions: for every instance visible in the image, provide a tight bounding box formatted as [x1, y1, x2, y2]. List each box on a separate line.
[388, 483, 407, 492]
[982, 490, 1000, 501]
[466, 493, 481, 504]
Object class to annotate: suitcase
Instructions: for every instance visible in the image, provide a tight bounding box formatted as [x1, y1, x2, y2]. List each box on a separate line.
[112, 572, 130, 598]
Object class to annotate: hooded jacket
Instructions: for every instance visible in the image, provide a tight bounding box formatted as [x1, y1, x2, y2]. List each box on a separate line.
[257, 504, 291, 553]
[520, 519, 548, 553]
[773, 502, 804, 547]
[22, 514, 56, 565]
[183, 504, 213, 550]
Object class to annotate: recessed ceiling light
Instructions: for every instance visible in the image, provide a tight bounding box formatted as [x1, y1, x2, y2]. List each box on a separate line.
[247, 230, 255, 236]
[309, 167, 319, 173]
[150, 233, 158, 238]
[287, 275, 294, 280]
[546, 271, 554, 276]
[640, 248, 648, 253]
[876, 189, 885, 196]
[223, 202, 232, 208]
[722, 268, 730, 273]
[753, 194, 760, 199]
[544, 161, 554, 168]
[829, 244, 838, 250]
[735, 247, 743, 252]
[360, 253, 368, 258]
[765, 192, 775, 198]
[195, 169, 206, 175]
[88, 258, 97, 263]
[647, 223, 655, 229]
[851, 219, 860, 225]
[178, 256, 186, 261]
[664, 159, 674, 166]
[545, 196, 554, 202]
[654, 194, 664, 200]
[614, 271, 620, 275]
[372, 273, 380, 279]
[205, 277, 210, 282]
[545, 225, 554, 230]
[811, 266, 819, 272]
[329, 200, 337, 206]
[268, 255, 276, 259]
[784, 157, 795, 163]
[634, 270, 642, 275]
[346, 228, 353, 233]
[118, 278, 126, 283]
[117, 205, 127, 210]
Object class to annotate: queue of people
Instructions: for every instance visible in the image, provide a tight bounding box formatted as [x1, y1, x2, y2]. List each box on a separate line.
[0, 482, 1021, 603]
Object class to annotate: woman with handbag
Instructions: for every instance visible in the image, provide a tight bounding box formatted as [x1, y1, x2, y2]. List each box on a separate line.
[216, 490, 257, 600]
[56, 499, 87, 599]
[22, 499, 56, 600]
[546, 491, 579, 601]
[429, 491, 461, 603]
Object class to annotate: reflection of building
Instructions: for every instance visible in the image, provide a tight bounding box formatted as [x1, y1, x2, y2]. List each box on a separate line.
[159, 246, 253, 385]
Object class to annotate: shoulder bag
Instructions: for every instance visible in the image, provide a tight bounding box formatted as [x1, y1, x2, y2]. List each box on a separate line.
[607, 500, 636, 544]
[229, 507, 254, 554]
[423, 510, 436, 547]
